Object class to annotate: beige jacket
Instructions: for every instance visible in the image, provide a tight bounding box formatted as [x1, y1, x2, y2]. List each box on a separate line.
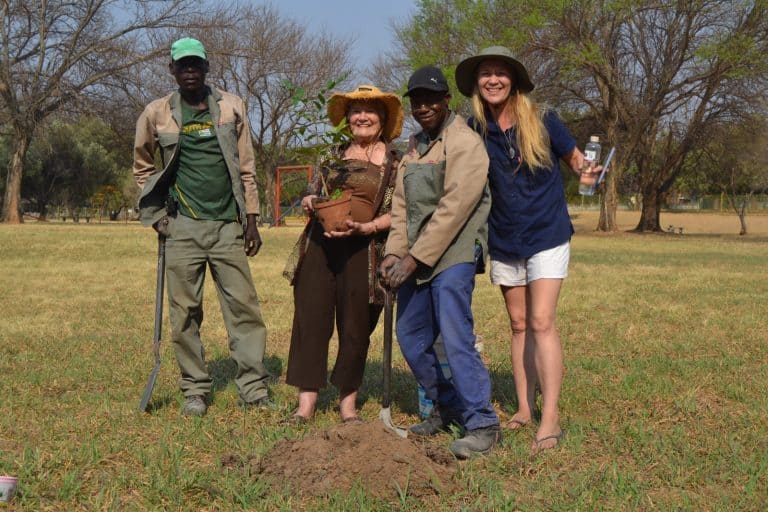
[385, 112, 490, 282]
[133, 86, 260, 227]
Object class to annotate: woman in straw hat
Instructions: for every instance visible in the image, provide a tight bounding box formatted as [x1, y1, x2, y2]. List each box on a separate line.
[283, 85, 404, 424]
[455, 46, 597, 453]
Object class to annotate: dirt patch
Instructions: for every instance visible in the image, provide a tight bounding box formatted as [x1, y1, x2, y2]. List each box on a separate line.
[223, 421, 459, 501]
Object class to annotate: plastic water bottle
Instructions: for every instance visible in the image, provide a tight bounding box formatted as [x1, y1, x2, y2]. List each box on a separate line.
[579, 135, 602, 196]
[417, 336, 453, 419]
[417, 386, 433, 419]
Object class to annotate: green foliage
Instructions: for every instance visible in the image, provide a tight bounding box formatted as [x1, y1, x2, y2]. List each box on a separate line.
[685, 117, 768, 198]
[284, 77, 351, 198]
[277, 172, 310, 206]
[90, 185, 126, 218]
[20, 117, 131, 217]
[285, 77, 351, 162]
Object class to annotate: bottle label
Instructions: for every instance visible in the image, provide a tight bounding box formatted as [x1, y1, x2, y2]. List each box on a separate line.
[585, 149, 597, 162]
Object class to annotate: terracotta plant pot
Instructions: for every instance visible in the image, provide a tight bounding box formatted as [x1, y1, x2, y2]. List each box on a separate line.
[312, 190, 353, 232]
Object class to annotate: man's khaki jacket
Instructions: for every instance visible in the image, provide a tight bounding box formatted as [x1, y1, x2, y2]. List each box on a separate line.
[132, 86, 260, 227]
[385, 112, 490, 283]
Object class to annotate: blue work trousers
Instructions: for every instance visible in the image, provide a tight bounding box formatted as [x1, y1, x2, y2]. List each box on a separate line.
[396, 262, 498, 431]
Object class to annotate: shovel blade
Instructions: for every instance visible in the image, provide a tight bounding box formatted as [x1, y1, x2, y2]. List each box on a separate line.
[138, 363, 160, 412]
[379, 407, 408, 438]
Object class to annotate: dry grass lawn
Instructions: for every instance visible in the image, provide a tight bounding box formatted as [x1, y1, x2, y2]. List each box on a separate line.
[571, 209, 768, 236]
[0, 210, 766, 510]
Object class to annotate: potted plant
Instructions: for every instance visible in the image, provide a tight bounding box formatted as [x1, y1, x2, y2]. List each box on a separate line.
[311, 171, 353, 232]
[286, 78, 353, 232]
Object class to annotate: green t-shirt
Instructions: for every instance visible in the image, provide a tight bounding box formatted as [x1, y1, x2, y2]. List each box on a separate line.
[170, 100, 238, 220]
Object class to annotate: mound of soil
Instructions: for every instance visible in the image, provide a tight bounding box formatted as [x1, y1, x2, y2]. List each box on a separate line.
[226, 421, 459, 501]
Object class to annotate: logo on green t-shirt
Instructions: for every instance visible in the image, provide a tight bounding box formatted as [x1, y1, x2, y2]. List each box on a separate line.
[171, 102, 237, 221]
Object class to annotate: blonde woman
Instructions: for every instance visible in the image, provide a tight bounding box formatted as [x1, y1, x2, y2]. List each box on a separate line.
[456, 46, 596, 453]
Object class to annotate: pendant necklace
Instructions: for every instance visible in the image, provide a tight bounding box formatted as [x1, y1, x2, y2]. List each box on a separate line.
[504, 129, 516, 160]
[503, 128, 521, 172]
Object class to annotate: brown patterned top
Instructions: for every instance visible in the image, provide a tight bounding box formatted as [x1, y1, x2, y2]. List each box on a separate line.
[284, 145, 401, 304]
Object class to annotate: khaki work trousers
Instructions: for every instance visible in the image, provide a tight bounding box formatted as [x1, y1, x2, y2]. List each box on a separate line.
[165, 214, 269, 402]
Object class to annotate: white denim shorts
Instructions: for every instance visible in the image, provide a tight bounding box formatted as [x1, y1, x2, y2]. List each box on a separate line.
[489, 241, 570, 286]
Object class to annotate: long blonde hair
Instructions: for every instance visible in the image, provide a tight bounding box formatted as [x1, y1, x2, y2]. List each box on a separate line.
[471, 88, 552, 170]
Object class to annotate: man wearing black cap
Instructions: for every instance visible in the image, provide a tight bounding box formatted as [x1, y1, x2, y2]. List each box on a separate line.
[133, 38, 272, 416]
[379, 65, 501, 459]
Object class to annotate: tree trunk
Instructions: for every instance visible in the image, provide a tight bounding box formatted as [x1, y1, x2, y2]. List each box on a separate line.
[597, 163, 620, 231]
[635, 186, 663, 232]
[738, 212, 747, 235]
[2, 131, 31, 224]
[737, 196, 749, 236]
[724, 191, 751, 236]
[264, 164, 276, 226]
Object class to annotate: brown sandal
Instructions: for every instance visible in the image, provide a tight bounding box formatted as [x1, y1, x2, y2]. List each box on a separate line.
[531, 430, 565, 454]
[504, 418, 531, 430]
[341, 415, 363, 424]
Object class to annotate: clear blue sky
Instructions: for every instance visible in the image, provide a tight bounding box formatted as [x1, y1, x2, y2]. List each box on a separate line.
[274, 0, 417, 71]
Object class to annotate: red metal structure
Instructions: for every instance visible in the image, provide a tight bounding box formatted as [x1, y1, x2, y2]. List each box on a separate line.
[274, 165, 313, 227]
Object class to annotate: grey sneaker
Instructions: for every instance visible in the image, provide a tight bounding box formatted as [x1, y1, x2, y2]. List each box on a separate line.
[181, 395, 207, 417]
[449, 425, 502, 459]
[238, 396, 277, 410]
[409, 407, 462, 436]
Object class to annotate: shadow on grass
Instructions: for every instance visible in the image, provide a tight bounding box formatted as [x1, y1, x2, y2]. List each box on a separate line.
[269, 360, 421, 415]
[358, 360, 420, 415]
[140, 356, 523, 419]
[637, 231, 768, 243]
[359, 360, 520, 419]
[141, 355, 284, 413]
[207, 354, 283, 395]
[574, 223, 768, 243]
[144, 394, 175, 414]
[489, 365, 524, 417]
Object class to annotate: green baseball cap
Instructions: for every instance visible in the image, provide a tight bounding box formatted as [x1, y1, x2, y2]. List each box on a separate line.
[170, 37, 207, 61]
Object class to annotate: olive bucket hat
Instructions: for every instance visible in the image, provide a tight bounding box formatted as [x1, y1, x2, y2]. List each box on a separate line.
[455, 46, 535, 97]
[327, 85, 404, 142]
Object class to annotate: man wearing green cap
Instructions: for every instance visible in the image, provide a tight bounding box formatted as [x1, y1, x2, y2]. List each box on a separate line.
[133, 37, 271, 416]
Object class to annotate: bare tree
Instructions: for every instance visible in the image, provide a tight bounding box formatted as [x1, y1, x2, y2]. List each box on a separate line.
[389, 0, 768, 232]
[691, 117, 768, 234]
[519, 1, 768, 231]
[198, 4, 354, 221]
[0, 0, 207, 223]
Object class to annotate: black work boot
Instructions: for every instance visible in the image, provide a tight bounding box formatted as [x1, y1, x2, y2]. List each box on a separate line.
[449, 425, 502, 459]
[409, 406, 462, 436]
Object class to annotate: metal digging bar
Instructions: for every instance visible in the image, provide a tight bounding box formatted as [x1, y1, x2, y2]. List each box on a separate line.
[379, 291, 408, 438]
[139, 233, 166, 412]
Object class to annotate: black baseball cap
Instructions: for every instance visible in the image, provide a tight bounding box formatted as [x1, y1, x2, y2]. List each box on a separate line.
[403, 65, 450, 97]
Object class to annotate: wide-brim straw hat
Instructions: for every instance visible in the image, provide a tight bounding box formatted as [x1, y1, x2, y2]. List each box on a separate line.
[455, 46, 535, 97]
[327, 85, 404, 142]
